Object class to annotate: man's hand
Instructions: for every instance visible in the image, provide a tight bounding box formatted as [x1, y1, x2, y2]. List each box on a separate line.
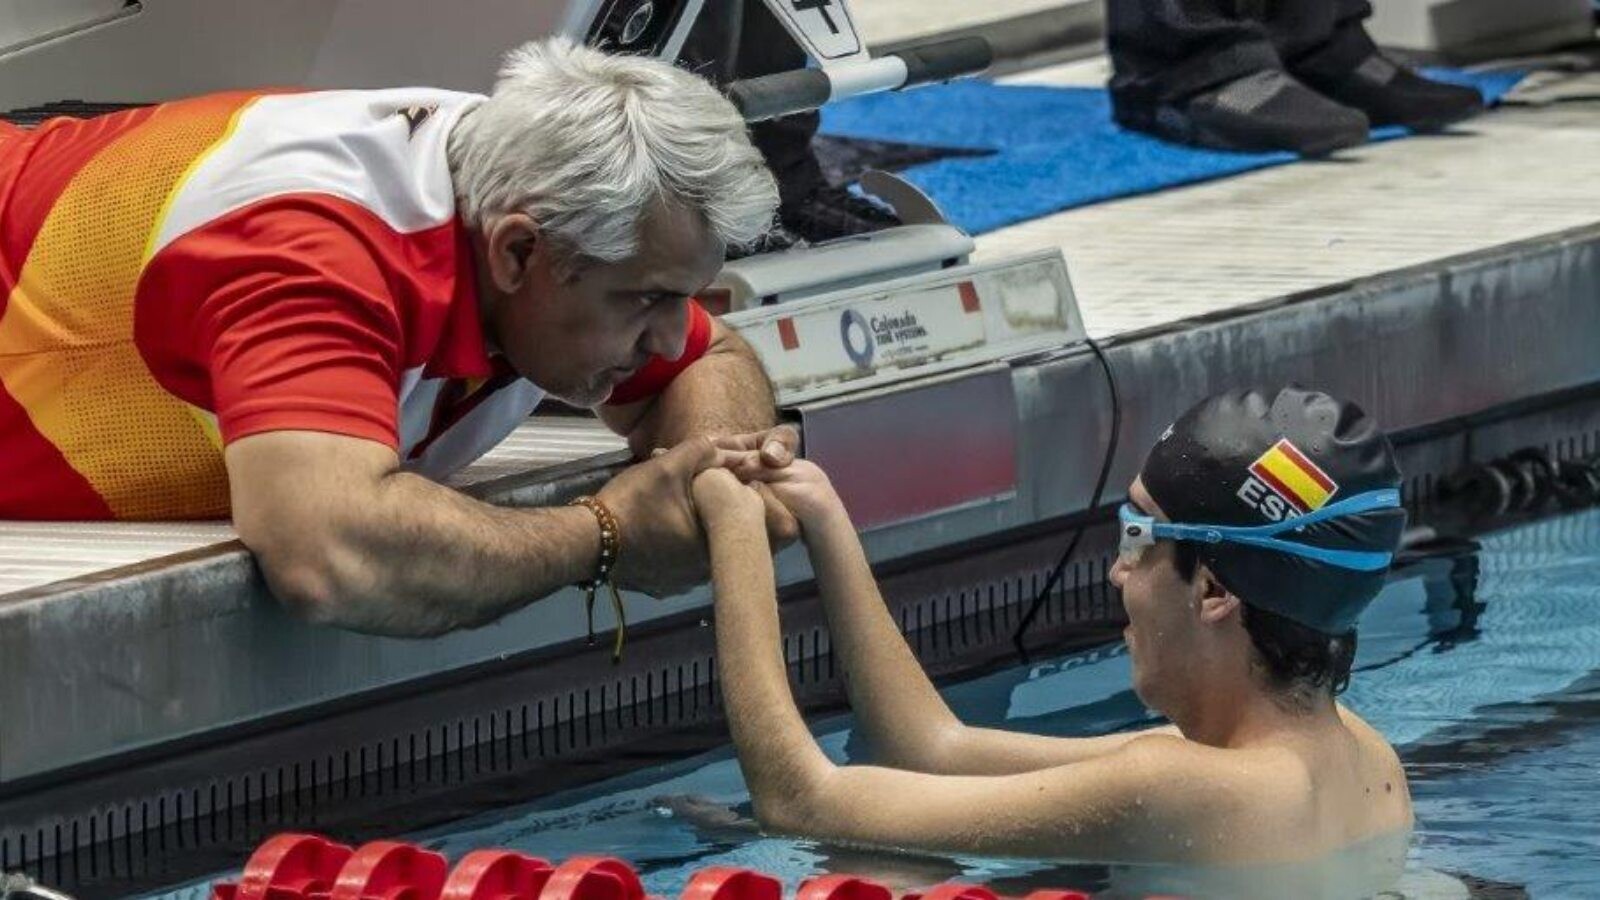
[712, 424, 800, 470]
[691, 467, 767, 528]
[597, 437, 741, 597]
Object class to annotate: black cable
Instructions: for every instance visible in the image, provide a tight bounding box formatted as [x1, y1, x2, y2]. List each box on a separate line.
[1012, 335, 1122, 662]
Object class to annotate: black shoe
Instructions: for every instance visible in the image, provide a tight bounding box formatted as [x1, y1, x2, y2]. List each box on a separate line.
[1295, 53, 1485, 132]
[779, 184, 901, 245]
[1123, 68, 1369, 158]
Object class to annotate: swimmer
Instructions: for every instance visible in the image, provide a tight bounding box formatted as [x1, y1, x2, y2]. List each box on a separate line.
[695, 387, 1413, 866]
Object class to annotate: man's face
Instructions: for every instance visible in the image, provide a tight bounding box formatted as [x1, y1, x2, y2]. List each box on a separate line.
[482, 203, 724, 407]
[1109, 477, 1209, 711]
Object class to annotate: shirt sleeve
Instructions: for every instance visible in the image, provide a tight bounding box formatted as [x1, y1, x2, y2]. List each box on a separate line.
[137, 198, 408, 449]
[605, 300, 715, 406]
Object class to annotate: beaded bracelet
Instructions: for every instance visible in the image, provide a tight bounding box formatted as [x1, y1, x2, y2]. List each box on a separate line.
[569, 496, 626, 664]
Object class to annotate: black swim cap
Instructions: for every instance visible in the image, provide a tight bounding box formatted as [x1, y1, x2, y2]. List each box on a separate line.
[1140, 387, 1407, 635]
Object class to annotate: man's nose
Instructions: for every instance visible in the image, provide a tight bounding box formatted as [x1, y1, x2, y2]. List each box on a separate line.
[641, 299, 690, 360]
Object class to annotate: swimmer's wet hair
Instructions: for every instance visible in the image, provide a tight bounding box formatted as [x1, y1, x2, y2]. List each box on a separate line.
[448, 38, 779, 264]
[1174, 544, 1357, 712]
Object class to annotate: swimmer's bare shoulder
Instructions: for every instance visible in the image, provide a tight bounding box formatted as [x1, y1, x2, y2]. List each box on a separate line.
[1085, 725, 1409, 864]
[1338, 704, 1414, 821]
[1085, 732, 1308, 862]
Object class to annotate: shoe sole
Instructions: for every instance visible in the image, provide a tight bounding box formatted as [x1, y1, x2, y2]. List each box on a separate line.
[1373, 106, 1485, 134]
[1121, 107, 1369, 158]
[1187, 120, 1369, 158]
[1293, 127, 1370, 158]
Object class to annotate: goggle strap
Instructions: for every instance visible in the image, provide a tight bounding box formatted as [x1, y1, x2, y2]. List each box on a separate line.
[1218, 532, 1393, 571]
[1125, 488, 1401, 573]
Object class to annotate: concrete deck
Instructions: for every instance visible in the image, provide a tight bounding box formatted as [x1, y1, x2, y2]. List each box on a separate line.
[6, 73, 1596, 595]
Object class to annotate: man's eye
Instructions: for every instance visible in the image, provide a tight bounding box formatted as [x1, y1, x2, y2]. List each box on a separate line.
[638, 293, 686, 310]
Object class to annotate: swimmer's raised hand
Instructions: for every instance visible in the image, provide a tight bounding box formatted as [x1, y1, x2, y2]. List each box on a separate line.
[691, 467, 766, 527]
[740, 459, 847, 530]
[690, 426, 803, 549]
[601, 436, 752, 597]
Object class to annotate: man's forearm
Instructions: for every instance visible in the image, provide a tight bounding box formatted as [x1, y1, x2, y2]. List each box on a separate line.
[628, 328, 777, 451]
[282, 471, 599, 637]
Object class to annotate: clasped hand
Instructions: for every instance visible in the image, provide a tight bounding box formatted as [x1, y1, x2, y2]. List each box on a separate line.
[596, 425, 806, 597]
[691, 445, 840, 534]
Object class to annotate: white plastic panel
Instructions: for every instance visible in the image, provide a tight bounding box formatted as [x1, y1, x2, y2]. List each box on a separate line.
[0, 0, 130, 55]
[1365, 0, 1594, 58]
[853, 0, 1080, 46]
[0, 0, 594, 109]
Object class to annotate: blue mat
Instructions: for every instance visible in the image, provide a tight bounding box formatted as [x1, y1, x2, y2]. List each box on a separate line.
[819, 69, 1525, 234]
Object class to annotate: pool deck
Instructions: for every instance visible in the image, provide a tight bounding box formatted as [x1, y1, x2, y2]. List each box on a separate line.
[15, 13, 1584, 593]
[7, 52, 1600, 885]
[9, 83, 1599, 595]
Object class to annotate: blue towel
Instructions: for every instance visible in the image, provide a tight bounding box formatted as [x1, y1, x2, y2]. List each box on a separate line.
[819, 69, 1525, 234]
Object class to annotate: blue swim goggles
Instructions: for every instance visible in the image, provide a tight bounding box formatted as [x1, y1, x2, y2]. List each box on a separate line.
[1117, 488, 1401, 572]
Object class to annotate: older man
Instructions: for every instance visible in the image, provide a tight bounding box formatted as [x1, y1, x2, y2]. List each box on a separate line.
[0, 39, 790, 635]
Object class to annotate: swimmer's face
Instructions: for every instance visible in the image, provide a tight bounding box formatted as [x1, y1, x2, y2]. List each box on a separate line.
[1110, 477, 1210, 711]
[477, 202, 723, 407]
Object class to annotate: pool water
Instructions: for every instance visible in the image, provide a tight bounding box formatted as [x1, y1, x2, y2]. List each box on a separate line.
[153, 508, 1600, 899]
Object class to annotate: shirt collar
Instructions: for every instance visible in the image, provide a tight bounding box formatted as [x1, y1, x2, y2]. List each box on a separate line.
[424, 218, 496, 380]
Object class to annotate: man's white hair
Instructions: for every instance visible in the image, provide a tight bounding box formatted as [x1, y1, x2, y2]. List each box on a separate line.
[448, 38, 778, 262]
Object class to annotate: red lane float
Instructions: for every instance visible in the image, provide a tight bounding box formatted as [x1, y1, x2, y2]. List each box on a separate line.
[212, 833, 1106, 900]
[682, 868, 782, 900]
[904, 885, 999, 900]
[214, 832, 355, 900]
[796, 875, 893, 900]
[330, 840, 449, 900]
[442, 850, 555, 900]
[541, 856, 650, 900]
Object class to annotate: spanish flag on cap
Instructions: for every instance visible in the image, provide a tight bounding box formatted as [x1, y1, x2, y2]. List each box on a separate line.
[1248, 439, 1339, 515]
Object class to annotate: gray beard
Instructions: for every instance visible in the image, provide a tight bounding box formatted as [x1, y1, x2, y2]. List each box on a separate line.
[546, 378, 612, 409]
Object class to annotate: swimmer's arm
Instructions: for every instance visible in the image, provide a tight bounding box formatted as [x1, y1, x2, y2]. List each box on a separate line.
[774, 732, 1231, 861]
[803, 499, 1176, 775]
[702, 478, 838, 824]
[703, 483, 1213, 858]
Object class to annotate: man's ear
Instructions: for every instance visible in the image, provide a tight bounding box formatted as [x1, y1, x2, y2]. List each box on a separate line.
[484, 213, 541, 294]
[1195, 565, 1241, 626]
